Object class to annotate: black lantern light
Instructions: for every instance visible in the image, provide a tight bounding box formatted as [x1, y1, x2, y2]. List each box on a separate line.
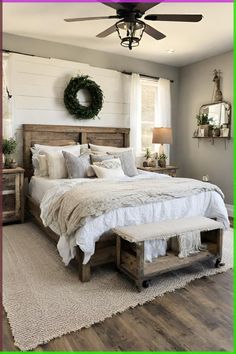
[115, 19, 146, 50]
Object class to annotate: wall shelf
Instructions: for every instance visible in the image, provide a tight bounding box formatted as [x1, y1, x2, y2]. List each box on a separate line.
[192, 136, 230, 148]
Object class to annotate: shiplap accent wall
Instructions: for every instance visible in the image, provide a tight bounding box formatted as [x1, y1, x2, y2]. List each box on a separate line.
[8, 53, 130, 162]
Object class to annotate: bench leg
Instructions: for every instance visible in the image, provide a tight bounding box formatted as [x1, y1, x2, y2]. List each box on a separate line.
[76, 247, 91, 282]
[214, 229, 225, 267]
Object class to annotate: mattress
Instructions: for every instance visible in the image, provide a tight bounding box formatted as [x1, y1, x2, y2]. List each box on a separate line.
[29, 170, 170, 204]
[33, 173, 229, 266]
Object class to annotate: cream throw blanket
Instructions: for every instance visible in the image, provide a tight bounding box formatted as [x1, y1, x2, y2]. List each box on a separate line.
[43, 177, 223, 238]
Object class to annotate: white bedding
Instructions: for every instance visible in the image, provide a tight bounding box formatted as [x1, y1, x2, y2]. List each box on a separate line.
[29, 171, 229, 265]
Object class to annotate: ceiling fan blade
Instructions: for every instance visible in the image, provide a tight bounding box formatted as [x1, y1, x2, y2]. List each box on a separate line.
[96, 24, 117, 38]
[133, 3, 161, 13]
[144, 24, 166, 40]
[145, 14, 203, 22]
[64, 16, 118, 22]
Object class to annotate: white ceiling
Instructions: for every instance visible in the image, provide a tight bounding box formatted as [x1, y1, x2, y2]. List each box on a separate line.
[3, 2, 233, 67]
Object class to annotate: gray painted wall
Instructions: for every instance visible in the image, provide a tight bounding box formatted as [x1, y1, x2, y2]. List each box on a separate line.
[176, 51, 233, 204]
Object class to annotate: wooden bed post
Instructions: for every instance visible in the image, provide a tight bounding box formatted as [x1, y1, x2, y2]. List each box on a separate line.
[76, 247, 91, 282]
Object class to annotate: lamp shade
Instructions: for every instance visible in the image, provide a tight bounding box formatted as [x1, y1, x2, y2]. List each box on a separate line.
[152, 127, 173, 144]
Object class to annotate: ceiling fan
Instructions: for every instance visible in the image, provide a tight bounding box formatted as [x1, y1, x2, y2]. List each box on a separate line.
[64, 2, 203, 50]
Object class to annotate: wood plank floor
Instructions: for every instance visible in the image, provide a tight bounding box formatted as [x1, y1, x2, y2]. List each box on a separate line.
[3, 270, 233, 352]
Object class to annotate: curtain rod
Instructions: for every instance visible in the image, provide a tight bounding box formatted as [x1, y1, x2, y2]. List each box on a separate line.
[2, 49, 50, 59]
[122, 71, 174, 83]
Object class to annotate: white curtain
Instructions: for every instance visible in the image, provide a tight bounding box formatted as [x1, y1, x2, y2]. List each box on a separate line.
[129, 73, 141, 155]
[155, 78, 171, 162]
[3, 54, 13, 138]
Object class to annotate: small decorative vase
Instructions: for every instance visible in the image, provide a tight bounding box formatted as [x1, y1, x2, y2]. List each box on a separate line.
[10, 160, 18, 169]
[199, 124, 209, 137]
[158, 159, 166, 168]
[143, 160, 148, 167]
[4, 154, 12, 168]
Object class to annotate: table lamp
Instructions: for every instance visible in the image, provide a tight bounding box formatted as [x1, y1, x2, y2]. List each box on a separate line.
[152, 127, 173, 156]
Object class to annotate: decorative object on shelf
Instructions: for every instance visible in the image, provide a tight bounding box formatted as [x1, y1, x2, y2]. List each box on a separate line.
[212, 69, 223, 102]
[152, 127, 173, 156]
[220, 127, 229, 137]
[64, 3, 202, 51]
[158, 153, 167, 168]
[195, 113, 213, 137]
[2, 137, 17, 168]
[64, 75, 104, 120]
[194, 102, 231, 139]
[193, 70, 231, 142]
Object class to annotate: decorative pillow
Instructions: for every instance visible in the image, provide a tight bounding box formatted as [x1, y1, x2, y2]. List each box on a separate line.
[62, 151, 94, 178]
[93, 158, 121, 169]
[89, 143, 132, 153]
[90, 154, 114, 164]
[46, 152, 68, 179]
[107, 150, 138, 177]
[32, 154, 48, 177]
[34, 143, 80, 154]
[91, 159, 125, 179]
[31, 144, 81, 178]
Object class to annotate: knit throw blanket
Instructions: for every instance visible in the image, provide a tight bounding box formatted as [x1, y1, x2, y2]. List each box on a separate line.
[43, 177, 224, 237]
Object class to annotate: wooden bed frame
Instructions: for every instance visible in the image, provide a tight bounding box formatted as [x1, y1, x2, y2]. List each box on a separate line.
[23, 124, 130, 282]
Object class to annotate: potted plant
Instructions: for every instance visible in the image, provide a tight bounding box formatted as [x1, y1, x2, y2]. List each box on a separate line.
[196, 114, 214, 137]
[2, 138, 17, 168]
[158, 153, 167, 168]
[143, 147, 152, 167]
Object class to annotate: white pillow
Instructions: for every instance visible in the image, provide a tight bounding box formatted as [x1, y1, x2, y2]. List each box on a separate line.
[34, 144, 81, 155]
[32, 154, 48, 177]
[89, 143, 132, 153]
[46, 152, 68, 179]
[31, 144, 81, 178]
[91, 158, 125, 179]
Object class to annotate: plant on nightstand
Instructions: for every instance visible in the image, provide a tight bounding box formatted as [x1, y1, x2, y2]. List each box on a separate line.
[143, 147, 152, 167]
[158, 153, 167, 168]
[2, 138, 17, 168]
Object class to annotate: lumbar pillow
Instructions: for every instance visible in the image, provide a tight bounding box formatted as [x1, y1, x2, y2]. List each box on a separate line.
[107, 150, 138, 177]
[90, 154, 115, 164]
[91, 159, 125, 179]
[63, 151, 94, 178]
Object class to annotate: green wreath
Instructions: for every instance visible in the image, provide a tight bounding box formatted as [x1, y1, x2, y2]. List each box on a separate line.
[64, 75, 104, 119]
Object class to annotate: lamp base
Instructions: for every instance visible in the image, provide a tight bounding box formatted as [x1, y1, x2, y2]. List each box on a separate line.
[159, 144, 165, 156]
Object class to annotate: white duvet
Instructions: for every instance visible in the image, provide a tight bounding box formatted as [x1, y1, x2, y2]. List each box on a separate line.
[30, 171, 229, 265]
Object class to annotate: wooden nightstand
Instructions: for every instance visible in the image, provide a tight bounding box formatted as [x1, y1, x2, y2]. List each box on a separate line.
[138, 165, 178, 177]
[2, 167, 25, 224]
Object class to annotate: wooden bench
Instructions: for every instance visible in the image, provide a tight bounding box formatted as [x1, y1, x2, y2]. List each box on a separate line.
[114, 216, 224, 291]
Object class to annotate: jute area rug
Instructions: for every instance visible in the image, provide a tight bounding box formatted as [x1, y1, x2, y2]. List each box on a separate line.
[3, 222, 233, 351]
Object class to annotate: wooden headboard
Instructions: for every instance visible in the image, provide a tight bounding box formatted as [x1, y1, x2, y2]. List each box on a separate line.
[23, 124, 130, 178]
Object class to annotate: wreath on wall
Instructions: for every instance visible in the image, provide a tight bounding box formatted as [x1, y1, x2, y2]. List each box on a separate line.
[64, 75, 104, 119]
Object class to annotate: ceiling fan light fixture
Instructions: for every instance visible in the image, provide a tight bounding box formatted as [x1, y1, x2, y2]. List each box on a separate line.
[115, 19, 145, 50]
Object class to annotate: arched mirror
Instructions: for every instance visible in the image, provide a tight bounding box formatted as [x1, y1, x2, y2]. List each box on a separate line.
[194, 101, 231, 138]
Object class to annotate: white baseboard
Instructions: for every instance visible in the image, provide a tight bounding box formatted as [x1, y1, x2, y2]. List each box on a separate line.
[225, 204, 233, 217]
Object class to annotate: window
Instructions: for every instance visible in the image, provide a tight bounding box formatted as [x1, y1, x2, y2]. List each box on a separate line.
[140, 79, 158, 151]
